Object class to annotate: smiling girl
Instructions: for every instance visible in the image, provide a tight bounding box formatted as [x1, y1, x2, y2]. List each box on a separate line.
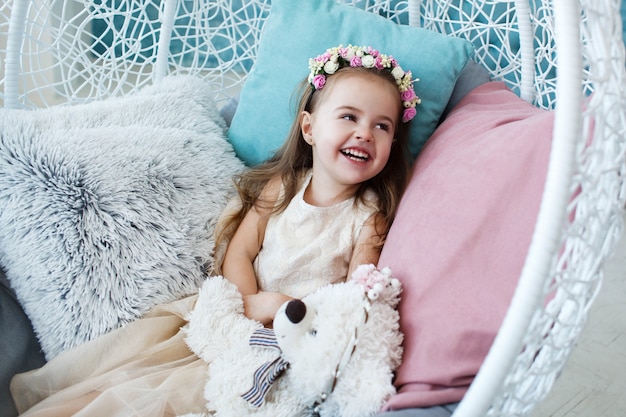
[217, 44, 419, 324]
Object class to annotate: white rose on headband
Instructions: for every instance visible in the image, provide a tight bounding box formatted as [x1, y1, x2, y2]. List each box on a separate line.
[361, 55, 375, 68]
[324, 60, 340, 74]
[391, 65, 405, 81]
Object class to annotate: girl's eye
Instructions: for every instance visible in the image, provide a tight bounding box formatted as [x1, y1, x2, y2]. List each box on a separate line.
[341, 114, 356, 121]
[376, 123, 391, 132]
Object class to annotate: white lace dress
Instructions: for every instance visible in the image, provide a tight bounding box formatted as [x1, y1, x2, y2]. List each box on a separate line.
[255, 171, 378, 299]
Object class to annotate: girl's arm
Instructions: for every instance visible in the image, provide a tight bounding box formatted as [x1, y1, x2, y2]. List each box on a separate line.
[221, 205, 265, 296]
[347, 212, 387, 278]
[241, 291, 292, 325]
[221, 176, 291, 324]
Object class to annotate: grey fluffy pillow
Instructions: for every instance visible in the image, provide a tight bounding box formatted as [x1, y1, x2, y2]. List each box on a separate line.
[0, 76, 245, 359]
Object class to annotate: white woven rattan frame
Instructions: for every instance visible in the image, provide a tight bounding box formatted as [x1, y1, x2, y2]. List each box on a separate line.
[1, 1, 625, 416]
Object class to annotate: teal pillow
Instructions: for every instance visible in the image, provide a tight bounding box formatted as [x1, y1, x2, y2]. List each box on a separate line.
[227, 0, 475, 166]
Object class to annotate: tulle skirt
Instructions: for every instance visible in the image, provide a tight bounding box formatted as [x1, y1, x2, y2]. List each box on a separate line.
[10, 295, 207, 417]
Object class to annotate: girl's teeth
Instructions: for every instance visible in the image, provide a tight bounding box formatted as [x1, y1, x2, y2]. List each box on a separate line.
[342, 149, 369, 161]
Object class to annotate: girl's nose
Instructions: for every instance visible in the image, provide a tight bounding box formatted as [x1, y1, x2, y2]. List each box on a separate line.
[355, 124, 372, 142]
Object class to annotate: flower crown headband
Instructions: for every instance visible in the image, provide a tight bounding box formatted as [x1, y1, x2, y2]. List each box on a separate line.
[308, 44, 420, 123]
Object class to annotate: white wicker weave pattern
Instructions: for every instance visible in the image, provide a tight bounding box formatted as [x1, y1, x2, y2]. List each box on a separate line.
[1, 1, 625, 416]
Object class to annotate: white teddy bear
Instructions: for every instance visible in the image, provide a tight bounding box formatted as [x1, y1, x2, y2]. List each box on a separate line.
[183, 265, 403, 417]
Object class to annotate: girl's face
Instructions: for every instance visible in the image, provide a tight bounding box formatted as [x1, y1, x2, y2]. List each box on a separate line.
[300, 72, 401, 196]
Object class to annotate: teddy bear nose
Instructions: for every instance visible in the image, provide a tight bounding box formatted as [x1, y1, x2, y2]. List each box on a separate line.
[285, 299, 307, 324]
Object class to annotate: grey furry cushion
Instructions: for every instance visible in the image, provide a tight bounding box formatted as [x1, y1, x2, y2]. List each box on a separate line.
[0, 76, 245, 359]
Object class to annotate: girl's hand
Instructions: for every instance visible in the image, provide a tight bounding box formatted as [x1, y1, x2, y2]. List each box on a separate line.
[243, 291, 292, 325]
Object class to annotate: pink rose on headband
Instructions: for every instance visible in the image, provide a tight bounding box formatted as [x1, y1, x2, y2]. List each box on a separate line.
[350, 56, 362, 67]
[342, 47, 355, 60]
[402, 107, 417, 123]
[312, 74, 326, 89]
[401, 89, 417, 102]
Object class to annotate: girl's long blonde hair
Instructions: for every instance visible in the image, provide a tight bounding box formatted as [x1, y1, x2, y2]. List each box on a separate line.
[214, 66, 411, 269]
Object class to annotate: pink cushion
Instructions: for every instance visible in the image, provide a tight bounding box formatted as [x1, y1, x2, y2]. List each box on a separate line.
[379, 81, 553, 410]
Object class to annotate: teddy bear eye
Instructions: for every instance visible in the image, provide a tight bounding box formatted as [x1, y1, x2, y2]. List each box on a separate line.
[309, 329, 317, 337]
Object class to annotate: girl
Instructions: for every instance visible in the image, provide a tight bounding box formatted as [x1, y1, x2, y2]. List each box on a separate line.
[217, 44, 417, 324]
[11, 44, 418, 416]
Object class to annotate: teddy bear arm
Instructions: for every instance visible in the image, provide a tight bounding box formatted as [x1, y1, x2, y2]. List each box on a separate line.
[184, 276, 255, 362]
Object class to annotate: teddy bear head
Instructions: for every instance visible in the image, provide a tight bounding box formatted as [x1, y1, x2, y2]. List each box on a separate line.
[271, 265, 403, 416]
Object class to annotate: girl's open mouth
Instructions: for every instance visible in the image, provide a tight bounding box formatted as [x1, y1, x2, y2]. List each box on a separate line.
[341, 148, 370, 162]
